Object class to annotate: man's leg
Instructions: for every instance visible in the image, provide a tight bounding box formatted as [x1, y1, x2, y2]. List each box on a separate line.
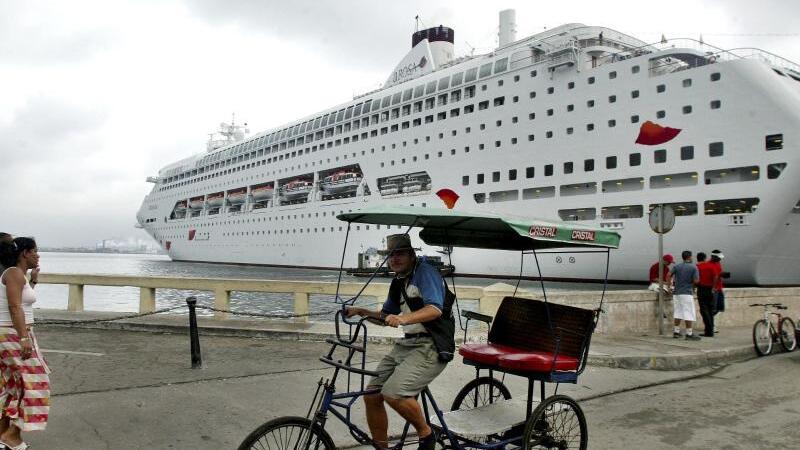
[699, 296, 714, 336]
[364, 392, 389, 448]
[383, 396, 432, 438]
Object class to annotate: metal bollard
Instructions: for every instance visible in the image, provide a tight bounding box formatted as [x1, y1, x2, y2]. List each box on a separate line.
[186, 296, 202, 369]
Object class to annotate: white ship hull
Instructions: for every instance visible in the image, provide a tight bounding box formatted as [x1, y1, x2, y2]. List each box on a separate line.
[137, 22, 800, 285]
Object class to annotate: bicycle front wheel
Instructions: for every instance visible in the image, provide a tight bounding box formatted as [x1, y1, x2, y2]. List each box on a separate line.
[752, 319, 773, 356]
[238, 416, 335, 450]
[779, 317, 797, 352]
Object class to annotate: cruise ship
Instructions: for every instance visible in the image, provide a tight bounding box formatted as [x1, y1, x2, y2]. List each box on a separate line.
[137, 10, 800, 285]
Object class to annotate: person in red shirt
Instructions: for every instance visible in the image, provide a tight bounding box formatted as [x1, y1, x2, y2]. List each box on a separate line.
[708, 250, 725, 332]
[696, 252, 719, 337]
[648, 254, 674, 292]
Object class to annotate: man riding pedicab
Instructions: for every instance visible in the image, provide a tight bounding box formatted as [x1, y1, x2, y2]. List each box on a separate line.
[346, 234, 455, 450]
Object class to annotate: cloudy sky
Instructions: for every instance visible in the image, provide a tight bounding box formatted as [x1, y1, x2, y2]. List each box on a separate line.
[2, 0, 799, 247]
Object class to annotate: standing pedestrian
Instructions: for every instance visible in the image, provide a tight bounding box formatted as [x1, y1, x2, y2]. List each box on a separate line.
[648, 254, 674, 292]
[670, 250, 700, 340]
[696, 252, 717, 337]
[0, 237, 51, 450]
[0, 235, 37, 290]
[709, 249, 725, 333]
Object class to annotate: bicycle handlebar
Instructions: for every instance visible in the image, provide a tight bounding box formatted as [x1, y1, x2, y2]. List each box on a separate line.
[749, 303, 787, 310]
[339, 305, 387, 326]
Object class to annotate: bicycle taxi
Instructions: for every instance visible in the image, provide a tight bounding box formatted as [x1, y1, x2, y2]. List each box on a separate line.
[239, 205, 620, 450]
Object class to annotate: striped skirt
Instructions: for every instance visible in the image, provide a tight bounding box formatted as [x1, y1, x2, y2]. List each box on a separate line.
[0, 328, 50, 431]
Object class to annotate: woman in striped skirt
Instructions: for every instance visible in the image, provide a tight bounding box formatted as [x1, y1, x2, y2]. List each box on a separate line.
[0, 237, 50, 450]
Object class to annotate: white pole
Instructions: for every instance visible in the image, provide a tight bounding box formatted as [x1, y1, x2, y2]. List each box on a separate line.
[657, 204, 665, 335]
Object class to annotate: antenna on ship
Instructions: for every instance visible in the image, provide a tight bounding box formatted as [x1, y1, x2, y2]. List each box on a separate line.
[465, 41, 475, 56]
[415, 15, 427, 32]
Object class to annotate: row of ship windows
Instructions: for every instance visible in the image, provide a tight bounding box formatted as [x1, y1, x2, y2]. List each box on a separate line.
[464, 137, 784, 184]
[156, 221, 409, 240]
[151, 207, 426, 231]
[151, 196, 764, 241]
[158, 97, 731, 195]
[554, 198, 760, 221]
[470, 162, 786, 205]
[162, 67, 724, 183]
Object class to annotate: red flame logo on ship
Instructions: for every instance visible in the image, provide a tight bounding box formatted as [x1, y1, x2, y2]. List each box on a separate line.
[436, 189, 459, 209]
[188, 229, 196, 241]
[635, 121, 682, 145]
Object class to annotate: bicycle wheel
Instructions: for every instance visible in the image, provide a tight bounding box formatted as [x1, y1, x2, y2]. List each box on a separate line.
[522, 395, 587, 450]
[238, 416, 335, 450]
[451, 376, 512, 410]
[752, 319, 773, 356]
[779, 317, 797, 352]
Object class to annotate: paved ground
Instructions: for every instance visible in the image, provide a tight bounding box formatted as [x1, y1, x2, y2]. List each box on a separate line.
[584, 351, 800, 449]
[22, 319, 765, 450]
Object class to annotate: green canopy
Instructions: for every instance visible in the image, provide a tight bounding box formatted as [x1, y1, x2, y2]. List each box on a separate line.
[337, 205, 620, 251]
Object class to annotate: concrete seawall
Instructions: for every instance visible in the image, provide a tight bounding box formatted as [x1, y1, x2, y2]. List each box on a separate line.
[38, 273, 800, 334]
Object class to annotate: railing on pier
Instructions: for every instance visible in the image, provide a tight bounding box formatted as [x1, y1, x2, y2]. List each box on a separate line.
[37, 273, 486, 320]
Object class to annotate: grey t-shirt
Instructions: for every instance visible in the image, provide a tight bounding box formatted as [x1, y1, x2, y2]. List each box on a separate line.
[670, 262, 699, 295]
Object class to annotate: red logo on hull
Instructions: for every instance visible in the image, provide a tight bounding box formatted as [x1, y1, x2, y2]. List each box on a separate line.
[635, 121, 681, 145]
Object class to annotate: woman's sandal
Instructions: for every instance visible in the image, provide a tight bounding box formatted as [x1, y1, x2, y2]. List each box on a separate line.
[0, 440, 28, 450]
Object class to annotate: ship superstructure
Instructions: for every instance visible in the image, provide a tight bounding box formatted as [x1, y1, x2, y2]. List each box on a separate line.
[137, 11, 800, 285]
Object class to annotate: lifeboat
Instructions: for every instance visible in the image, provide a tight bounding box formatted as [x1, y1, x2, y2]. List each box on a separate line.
[379, 182, 400, 196]
[206, 194, 224, 207]
[321, 171, 362, 194]
[227, 189, 247, 205]
[282, 179, 313, 200]
[251, 185, 275, 202]
[402, 179, 424, 193]
[174, 201, 188, 211]
[189, 197, 204, 210]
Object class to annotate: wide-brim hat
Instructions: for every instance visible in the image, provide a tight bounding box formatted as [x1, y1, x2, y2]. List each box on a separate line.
[385, 234, 414, 253]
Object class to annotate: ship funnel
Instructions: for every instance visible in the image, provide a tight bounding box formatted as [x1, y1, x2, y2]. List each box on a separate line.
[412, 25, 454, 67]
[498, 9, 516, 47]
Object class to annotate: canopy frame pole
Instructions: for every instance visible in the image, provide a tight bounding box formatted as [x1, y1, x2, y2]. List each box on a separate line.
[531, 249, 554, 333]
[335, 221, 352, 304]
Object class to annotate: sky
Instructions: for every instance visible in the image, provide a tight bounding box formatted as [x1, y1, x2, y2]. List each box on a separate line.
[1, 0, 799, 248]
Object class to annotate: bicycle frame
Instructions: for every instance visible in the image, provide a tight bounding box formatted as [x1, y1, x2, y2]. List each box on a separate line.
[759, 306, 786, 341]
[311, 311, 529, 450]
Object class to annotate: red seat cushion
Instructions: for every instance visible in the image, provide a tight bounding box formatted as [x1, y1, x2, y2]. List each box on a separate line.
[497, 351, 579, 372]
[458, 343, 519, 365]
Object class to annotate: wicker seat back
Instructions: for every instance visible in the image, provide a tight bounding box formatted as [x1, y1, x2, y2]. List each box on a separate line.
[487, 297, 595, 360]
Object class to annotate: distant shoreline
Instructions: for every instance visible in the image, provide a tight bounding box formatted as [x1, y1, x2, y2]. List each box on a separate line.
[40, 249, 166, 255]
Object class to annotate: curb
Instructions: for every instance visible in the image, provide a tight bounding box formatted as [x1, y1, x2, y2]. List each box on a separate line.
[588, 344, 756, 370]
[37, 320, 412, 346]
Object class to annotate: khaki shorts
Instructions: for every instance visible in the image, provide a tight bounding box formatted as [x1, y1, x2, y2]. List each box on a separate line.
[369, 337, 447, 399]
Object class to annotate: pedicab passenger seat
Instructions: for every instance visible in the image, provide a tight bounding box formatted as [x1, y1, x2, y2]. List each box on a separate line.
[459, 297, 597, 383]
